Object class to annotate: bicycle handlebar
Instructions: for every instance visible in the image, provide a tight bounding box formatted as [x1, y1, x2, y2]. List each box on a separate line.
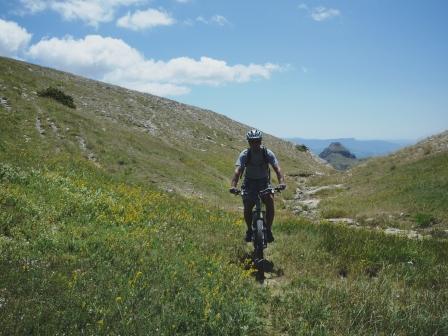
[229, 188, 242, 195]
[259, 186, 284, 195]
[229, 185, 285, 196]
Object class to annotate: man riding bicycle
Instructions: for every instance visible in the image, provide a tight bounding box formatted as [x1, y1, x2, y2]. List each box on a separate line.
[229, 129, 286, 243]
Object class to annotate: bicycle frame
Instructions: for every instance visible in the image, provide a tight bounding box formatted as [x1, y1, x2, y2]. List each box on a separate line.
[252, 188, 274, 260]
[230, 185, 283, 264]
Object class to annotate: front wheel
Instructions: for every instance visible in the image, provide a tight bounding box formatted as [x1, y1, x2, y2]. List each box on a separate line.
[254, 241, 264, 260]
[253, 218, 265, 260]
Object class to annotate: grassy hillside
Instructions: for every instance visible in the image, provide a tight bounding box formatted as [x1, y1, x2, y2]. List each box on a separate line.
[0, 158, 261, 334]
[1, 56, 447, 334]
[1, 158, 447, 335]
[314, 131, 448, 233]
[0, 56, 326, 205]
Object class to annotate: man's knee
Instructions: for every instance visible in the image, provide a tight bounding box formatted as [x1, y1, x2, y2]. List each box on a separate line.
[262, 195, 274, 208]
[243, 200, 255, 212]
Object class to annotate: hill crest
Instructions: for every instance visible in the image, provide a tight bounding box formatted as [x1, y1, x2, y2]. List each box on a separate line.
[0, 56, 328, 202]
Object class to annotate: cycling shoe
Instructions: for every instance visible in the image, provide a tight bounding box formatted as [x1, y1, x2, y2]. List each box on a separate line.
[245, 230, 253, 242]
[266, 230, 274, 243]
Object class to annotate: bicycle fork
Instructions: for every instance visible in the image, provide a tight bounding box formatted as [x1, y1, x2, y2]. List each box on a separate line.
[252, 205, 267, 258]
[260, 215, 268, 247]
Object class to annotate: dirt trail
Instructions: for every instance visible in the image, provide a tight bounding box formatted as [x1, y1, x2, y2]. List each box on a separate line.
[285, 171, 345, 218]
[0, 96, 11, 111]
[284, 174, 432, 240]
[76, 135, 99, 165]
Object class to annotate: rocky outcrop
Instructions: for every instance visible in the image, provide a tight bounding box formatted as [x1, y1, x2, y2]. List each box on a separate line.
[319, 142, 358, 170]
[319, 142, 356, 160]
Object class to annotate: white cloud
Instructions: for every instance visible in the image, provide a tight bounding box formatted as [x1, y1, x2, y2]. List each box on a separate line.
[27, 35, 141, 77]
[211, 15, 230, 26]
[183, 18, 194, 26]
[195, 16, 208, 24]
[117, 8, 175, 31]
[175, 0, 191, 3]
[196, 15, 230, 26]
[310, 7, 340, 21]
[0, 19, 32, 57]
[105, 56, 280, 86]
[20, 0, 47, 13]
[298, 4, 340, 22]
[20, 0, 144, 26]
[27, 34, 281, 96]
[51, 1, 115, 26]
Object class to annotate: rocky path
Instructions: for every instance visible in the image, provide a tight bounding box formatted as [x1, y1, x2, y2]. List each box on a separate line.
[284, 174, 434, 240]
[75, 135, 99, 164]
[35, 116, 45, 136]
[0, 96, 11, 111]
[286, 172, 345, 218]
[293, 184, 345, 216]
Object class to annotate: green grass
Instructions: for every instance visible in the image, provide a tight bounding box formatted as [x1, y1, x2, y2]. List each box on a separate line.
[268, 219, 448, 335]
[317, 151, 448, 230]
[1, 55, 447, 335]
[414, 213, 437, 228]
[320, 207, 349, 219]
[0, 159, 262, 335]
[2, 157, 448, 335]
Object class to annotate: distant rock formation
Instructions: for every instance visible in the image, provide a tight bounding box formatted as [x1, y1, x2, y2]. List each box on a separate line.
[287, 137, 413, 158]
[320, 142, 357, 159]
[319, 142, 358, 170]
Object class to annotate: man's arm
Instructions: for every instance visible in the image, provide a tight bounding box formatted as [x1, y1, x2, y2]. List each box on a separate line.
[231, 166, 244, 188]
[272, 164, 286, 187]
[267, 149, 285, 187]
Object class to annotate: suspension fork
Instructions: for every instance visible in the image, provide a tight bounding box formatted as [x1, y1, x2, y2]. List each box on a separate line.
[252, 197, 263, 226]
[252, 196, 266, 250]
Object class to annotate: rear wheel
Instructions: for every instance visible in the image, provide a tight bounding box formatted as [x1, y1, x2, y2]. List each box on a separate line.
[254, 244, 264, 260]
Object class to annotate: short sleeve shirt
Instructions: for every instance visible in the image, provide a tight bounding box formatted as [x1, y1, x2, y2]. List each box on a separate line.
[235, 147, 279, 179]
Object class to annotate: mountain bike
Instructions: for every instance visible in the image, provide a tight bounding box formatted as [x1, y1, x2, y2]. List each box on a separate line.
[231, 186, 283, 267]
[250, 186, 283, 262]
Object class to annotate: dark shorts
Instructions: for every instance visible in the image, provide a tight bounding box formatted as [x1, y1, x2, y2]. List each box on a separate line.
[241, 177, 270, 202]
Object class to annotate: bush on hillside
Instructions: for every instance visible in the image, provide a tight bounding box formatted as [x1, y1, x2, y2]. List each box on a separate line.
[38, 87, 76, 108]
[415, 213, 436, 228]
[295, 144, 309, 152]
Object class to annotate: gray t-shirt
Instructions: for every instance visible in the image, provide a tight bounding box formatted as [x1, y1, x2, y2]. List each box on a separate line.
[235, 147, 279, 179]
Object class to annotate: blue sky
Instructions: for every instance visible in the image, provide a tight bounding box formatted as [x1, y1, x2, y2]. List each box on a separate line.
[1, 0, 447, 140]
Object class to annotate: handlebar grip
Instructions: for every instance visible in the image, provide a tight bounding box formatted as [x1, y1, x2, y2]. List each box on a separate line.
[229, 188, 241, 195]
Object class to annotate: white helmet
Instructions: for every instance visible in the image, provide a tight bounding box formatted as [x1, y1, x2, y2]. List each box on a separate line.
[246, 129, 262, 141]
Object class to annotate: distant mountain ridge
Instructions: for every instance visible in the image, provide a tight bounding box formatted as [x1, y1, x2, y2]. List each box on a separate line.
[288, 137, 414, 158]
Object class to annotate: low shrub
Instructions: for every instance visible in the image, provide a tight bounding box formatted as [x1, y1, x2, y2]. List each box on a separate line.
[415, 213, 436, 228]
[38, 87, 76, 108]
[295, 144, 309, 152]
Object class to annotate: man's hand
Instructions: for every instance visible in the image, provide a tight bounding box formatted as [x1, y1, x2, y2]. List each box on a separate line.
[278, 183, 286, 191]
[229, 187, 239, 194]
